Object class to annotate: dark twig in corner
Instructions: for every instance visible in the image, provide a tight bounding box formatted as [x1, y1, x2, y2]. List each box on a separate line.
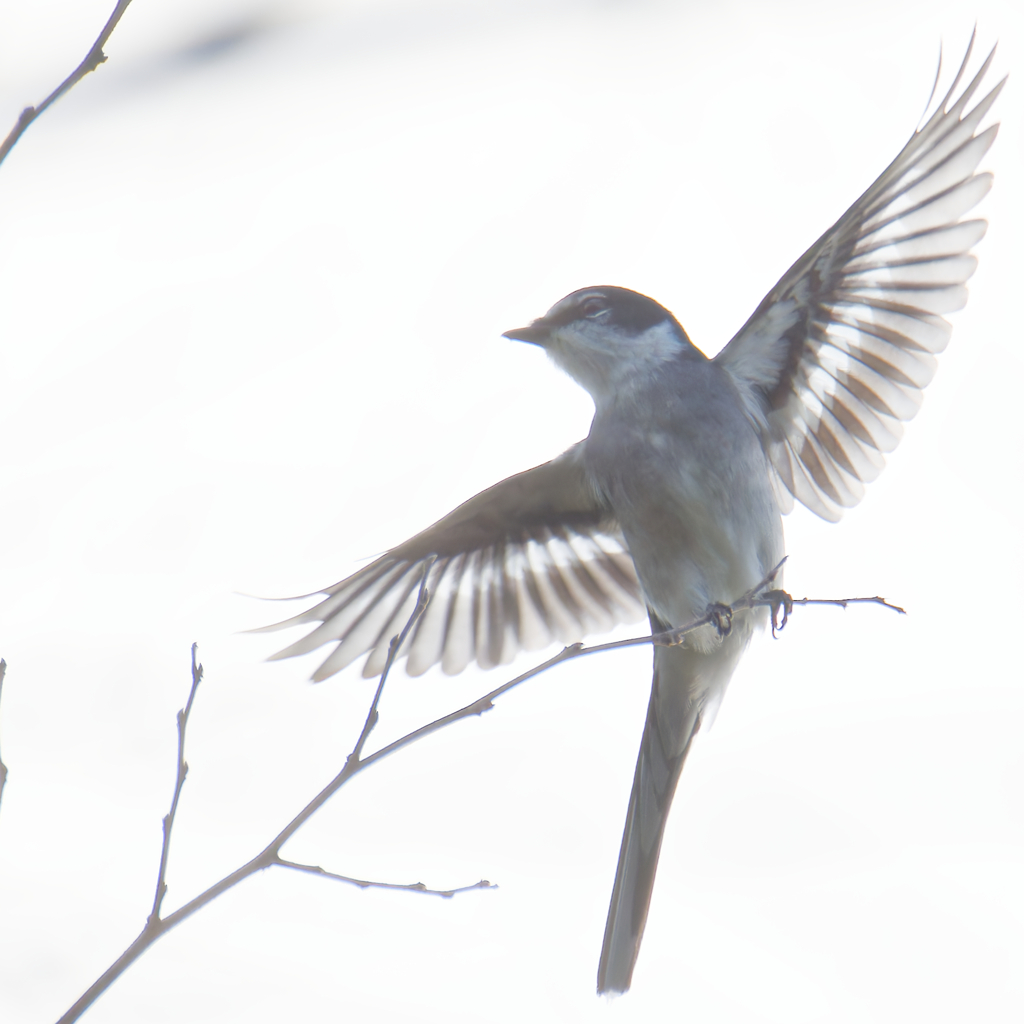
[0, 0, 134, 168]
[55, 560, 900, 1021]
[0, 659, 7, 819]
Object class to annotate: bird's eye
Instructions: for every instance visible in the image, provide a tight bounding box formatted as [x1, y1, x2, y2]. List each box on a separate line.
[580, 297, 609, 319]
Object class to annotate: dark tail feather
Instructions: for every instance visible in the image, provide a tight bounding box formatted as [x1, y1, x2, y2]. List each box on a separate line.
[597, 628, 702, 994]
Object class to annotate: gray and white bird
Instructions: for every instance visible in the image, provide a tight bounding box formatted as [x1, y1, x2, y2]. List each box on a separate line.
[258, 39, 1002, 994]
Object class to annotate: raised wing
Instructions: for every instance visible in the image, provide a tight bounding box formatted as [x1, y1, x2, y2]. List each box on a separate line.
[716, 36, 1003, 522]
[255, 443, 644, 680]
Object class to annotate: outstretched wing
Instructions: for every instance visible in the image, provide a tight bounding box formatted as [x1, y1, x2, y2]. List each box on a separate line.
[716, 36, 1003, 522]
[255, 443, 644, 680]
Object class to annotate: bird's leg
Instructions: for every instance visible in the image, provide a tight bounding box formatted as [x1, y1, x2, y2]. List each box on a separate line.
[762, 589, 793, 636]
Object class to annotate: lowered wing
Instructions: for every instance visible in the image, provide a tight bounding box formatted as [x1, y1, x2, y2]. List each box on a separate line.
[255, 443, 644, 680]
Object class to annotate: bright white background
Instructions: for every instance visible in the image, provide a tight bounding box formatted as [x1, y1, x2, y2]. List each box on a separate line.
[0, 1, 1021, 1021]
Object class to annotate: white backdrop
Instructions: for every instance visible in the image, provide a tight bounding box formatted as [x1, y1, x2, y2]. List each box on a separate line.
[0, 1, 1021, 1021]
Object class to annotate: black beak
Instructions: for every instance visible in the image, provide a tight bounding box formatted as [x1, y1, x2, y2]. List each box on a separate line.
[502, 321, 551, 346]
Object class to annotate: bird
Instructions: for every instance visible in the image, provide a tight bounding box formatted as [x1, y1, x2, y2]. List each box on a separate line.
[255, 37, 1002, 994]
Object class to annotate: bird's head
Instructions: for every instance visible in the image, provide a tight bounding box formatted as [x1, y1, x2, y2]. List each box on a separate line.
[503, 286, 694, 401]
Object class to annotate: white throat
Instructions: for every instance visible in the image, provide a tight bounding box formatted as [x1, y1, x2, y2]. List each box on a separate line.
[547, 319, 685, 404]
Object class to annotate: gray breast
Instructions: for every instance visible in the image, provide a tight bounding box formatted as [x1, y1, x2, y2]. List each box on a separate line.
[584, 358, 783, 625]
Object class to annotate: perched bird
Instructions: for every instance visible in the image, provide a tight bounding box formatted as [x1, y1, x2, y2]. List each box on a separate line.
[257, 39, 1001, 994]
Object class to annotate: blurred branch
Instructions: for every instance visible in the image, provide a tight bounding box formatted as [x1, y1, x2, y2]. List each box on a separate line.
[0, 0, 134, 168]
[0, 659, 7, 819]
[56, 560, 901, 1021]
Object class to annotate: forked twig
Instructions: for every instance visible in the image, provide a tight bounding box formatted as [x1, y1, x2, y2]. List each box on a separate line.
[0, 0, 134, 168]
[56, 560, 901, 1021]
[56, 562, 464, 1023]
[348, 557, 436, 765]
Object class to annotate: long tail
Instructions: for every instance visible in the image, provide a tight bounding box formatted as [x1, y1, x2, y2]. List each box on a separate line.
[596, 620, 707, 994]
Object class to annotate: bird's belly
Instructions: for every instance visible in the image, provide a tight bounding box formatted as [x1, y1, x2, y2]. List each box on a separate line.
[595, 432, 784, 634]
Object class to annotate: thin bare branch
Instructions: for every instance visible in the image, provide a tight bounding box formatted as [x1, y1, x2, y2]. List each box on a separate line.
[0, 659, 7, 819]
[57, 565, 443, 1023]
[149, 645, 204, 924]
[790, 595, 906, 614]
[355, 563, 904, 775]
[275, 856, 495, 898]
[349, 558, 435, 764]
[0, 0, 134, 168]
[56, 562, 900, 1022]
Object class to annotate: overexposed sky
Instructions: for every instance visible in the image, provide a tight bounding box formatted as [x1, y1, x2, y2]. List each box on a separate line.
[0, 1, 1022, 1021]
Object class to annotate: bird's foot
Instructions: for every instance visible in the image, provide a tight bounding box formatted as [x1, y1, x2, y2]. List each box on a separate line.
[706, 602, 733, 637]
[762, 589, 793, 637]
